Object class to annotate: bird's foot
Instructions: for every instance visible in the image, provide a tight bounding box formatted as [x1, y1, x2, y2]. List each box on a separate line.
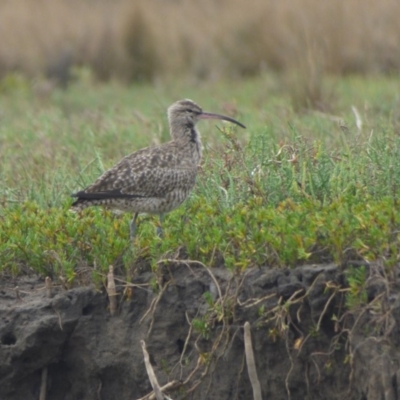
[157, 213, 165, 239]
[130, 226, 137, 241]
[130, 213, 139, 243]
[156, 226, 164, 238]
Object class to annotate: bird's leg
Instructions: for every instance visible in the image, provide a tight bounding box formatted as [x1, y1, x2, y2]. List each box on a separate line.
[157, 213, 165, 238]
[130, 212, 139, 241]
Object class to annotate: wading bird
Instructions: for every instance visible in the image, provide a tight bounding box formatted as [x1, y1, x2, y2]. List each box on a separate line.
[71, 99, 246, 240]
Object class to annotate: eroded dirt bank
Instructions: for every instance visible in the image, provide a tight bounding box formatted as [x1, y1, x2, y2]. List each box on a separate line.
[1, 261, 400, 400]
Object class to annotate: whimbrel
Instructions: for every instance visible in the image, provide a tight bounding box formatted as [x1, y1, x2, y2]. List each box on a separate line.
[71, 99, 246, 240]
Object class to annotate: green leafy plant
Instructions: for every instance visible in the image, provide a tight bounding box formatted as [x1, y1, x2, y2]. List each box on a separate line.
[346, 266, 368, 309]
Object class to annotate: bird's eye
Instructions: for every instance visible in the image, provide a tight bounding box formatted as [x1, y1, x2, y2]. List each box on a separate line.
[183, 108, 201, 115]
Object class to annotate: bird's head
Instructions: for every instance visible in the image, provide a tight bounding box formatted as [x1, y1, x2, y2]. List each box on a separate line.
[167, 99, 246, 140]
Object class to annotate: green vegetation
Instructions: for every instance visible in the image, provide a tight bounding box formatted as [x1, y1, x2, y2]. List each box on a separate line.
[1, 73, 400, 284]
[345, 266, 368, 309]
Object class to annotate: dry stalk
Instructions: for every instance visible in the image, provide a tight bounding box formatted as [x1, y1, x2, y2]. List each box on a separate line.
[223, 326, 241, 359]
[179, 311, 194, 377]
[244, 322, 262, 400]
[138, 381, 179, 400]
[284, 326, 294, 400]
[237, 293, 276, 308]
[107, 265, 117, 316]
[182, 356, 203, 386]
[156, 259, 223, 299]
[157, 257, 236, 392]
[39, 366, 48, 400]
[140, 340, 164, 400]
[351, 105, 363, 133]
[310, 356, 322, 384]
[53, 308, 63, 331]
[204, 294, 230, 389]
[316, 287, 339, 332]
[140, 281, 170, 337]
[45, 276, 53, 298]
[169, 310, 198, 380]
[185, 366, 210, 395]
[97, 381, 102, 400]
[205, 273, 242, 388]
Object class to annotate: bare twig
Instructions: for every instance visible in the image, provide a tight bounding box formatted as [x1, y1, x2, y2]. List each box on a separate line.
[179, 311, 194, 377]
[107, 265, 117, 316]
[140, 340, 164, 400]
[137, 380, 180, 400]
[97, 381, 102, 400]
[244, 322, 262, 400]
[140, 281, 170, 337]
[316, 288, 338, 332]
[182, 356, 203, 386]
[156, 259, 222, 300]
[53, 308, 63, 331]
[237, 293, 276, 308]
[284, 327, 294, 400]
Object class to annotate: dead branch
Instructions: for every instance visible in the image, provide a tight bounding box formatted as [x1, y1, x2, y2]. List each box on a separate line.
[179, 311, 194, 377]
[316, 287, 339, 332]
[284, 324, 294, 400]
[140, 340, 164, 400]
[140, 281, 171, 337]
[156, 259, 222, 300]
[137, 380, 180, 400]
[237, 293, 276, 308]
[53, 308, 63, 331]
[244, 322, 262, 400]
[107, 265, 117, 316]
[180, 356, 203, 389]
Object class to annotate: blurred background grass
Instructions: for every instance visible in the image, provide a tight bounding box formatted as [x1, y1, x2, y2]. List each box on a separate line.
[1, 0, 400, 86]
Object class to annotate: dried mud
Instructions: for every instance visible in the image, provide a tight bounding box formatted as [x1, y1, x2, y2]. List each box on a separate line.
[1, 261, 400, 400]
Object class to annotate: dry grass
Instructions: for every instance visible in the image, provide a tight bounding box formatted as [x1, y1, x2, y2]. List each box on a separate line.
[1, 0, 400, 85]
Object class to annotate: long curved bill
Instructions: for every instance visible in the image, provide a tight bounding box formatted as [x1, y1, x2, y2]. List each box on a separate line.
[200, 112, 246, 129]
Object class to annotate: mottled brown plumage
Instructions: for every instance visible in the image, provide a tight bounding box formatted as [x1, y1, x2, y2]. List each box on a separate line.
[71, 99, 245, 239]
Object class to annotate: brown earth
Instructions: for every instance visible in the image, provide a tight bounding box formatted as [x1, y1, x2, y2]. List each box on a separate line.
[1, 260, 400, 400]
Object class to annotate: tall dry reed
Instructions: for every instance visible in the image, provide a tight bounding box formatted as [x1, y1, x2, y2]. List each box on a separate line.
[1, 0, 399, 84]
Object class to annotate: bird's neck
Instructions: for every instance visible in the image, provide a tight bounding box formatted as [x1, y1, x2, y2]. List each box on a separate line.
[170, 122, 203, 164]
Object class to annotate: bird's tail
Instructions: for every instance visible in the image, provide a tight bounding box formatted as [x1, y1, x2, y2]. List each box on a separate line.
[71, 195, 118, 211]
[70, 198, 98, 212]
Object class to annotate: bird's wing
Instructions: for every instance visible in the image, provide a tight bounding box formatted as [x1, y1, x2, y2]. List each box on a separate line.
[120, 166, 197, 198]
[73, 146, 197, 199]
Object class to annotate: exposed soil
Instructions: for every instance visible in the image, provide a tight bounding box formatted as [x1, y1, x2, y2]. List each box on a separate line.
[1, 260, 400, 400]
